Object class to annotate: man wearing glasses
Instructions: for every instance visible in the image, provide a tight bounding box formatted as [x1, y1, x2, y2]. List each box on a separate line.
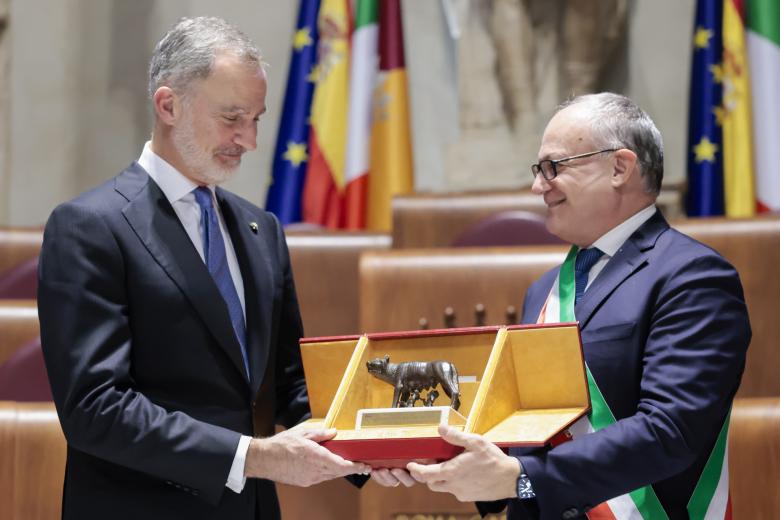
[375, 93, 751, 520]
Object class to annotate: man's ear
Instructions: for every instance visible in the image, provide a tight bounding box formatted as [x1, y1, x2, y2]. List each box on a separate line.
[152, 86, 179, 126]
[611, 148, 639, 188]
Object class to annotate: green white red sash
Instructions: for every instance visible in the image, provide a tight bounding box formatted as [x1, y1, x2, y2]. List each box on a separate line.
[538, 245, 732, 520]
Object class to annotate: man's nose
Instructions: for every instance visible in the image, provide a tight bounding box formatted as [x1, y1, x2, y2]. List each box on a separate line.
[234, 122, 258, 151]
[531, 173, 550, 194]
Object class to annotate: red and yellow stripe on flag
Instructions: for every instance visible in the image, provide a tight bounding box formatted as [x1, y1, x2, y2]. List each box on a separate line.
[302, 0, 351, 227]
[722, 0, 756, 217]
[368, 0, 414, 232]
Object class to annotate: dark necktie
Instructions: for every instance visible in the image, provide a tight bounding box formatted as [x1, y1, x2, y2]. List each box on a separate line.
[193, 186, 250, 377]
[574, 247, 604, 305]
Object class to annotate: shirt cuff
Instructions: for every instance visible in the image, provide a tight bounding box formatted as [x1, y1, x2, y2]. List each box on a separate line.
[226, 435, 252, 493]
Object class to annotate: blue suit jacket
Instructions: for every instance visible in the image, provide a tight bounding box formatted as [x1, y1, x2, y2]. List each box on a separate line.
[38, 164, 309, 520]
[503, 212, 750, 520]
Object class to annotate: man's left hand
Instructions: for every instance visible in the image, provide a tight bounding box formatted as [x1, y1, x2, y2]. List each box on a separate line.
[407, 424, 521, 502]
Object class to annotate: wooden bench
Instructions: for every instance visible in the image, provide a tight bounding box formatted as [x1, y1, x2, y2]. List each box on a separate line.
[678, 216, 780, 397]
[0, 300, 39, 367]
[359, 246, 564, 333]
[287, 231, 391, 337]
[0, 228, 43, 275]
[0, 401, 65, 520]
[728, 397, 780, 518]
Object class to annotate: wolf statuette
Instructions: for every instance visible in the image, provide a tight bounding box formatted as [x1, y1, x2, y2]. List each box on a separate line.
[366, 355, 461, 410]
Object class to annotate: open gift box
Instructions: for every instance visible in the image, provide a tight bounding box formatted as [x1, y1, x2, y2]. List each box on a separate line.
[293, 323, 590, 467]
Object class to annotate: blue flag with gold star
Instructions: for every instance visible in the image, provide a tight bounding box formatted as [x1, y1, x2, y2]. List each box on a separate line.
[687, 0, 724, 216]
[265, 0, 320, 224]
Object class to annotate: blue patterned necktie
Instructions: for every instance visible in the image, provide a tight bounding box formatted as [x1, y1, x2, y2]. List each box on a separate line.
[574, 247, 604, 305]
[193, 186, 249, 377]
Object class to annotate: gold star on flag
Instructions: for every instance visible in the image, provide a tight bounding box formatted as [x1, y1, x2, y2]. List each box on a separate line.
[694, 27, 713, 49]
[693, 137, 719, 163]
[712, 106, 726, 126]
[293, 27, 313, 51]
[709, 63, 724, 83]
[307, 65, 319, 83]
[283, 142, 308, 167]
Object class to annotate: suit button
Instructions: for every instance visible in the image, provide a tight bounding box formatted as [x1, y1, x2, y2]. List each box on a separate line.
[562, 507, 579, 519]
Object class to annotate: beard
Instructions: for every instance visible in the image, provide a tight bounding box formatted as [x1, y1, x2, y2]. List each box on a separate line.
[171, 109, 242, 185]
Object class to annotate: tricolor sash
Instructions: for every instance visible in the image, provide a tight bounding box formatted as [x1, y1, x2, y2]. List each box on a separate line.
[537, 246, 732, 520]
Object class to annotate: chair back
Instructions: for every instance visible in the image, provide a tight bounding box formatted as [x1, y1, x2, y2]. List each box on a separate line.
[0, 256, 38, 299]
[0, 337, 52, 401]
[452, 210, 565, 247]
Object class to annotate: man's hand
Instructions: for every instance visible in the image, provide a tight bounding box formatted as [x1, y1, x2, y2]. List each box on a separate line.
[407, 424, 521, 502]
[371, 467, 418, 488]
[244, 428, 370, 487]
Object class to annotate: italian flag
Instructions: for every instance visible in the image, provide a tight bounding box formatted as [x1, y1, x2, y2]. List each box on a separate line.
[747, 0, 780, 212]
[540, 247, 731, 520]
[343, 0, 378, 229]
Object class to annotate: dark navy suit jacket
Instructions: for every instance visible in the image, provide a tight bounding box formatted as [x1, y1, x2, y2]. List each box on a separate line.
[498, 211, 750, 520]
[38, 164, 309, 520]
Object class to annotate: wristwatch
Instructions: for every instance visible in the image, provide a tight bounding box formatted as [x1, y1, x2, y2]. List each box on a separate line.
[517, 472, 536, 499]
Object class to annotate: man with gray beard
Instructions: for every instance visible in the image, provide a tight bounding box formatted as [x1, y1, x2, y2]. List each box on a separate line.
[37, 17, 369, 520]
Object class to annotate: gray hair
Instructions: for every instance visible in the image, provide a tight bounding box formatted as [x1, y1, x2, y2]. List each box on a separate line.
[559, 92, 664, 195]
[148, 16, 262, 99]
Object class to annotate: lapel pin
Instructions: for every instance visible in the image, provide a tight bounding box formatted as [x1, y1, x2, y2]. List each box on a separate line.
[249, 222, 258, 234]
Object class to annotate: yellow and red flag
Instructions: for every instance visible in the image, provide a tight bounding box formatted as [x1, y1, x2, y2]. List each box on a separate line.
[722, 0, 756, 216]
[302, 0, 352, 227]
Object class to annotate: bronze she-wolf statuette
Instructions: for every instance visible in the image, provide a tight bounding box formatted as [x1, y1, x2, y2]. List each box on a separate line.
[366, 355, 461, 410]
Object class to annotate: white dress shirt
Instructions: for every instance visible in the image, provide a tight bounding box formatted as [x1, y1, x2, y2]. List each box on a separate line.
[585, 204, 658, 290]
[137, 142, 251, 493]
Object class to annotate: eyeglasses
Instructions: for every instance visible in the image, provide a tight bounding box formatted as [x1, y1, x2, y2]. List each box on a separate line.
[531, 149, 618, 181]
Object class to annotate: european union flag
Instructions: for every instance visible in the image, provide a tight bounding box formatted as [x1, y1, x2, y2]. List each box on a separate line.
[265, 0, 320, 224]
[687, 0, 724, 216]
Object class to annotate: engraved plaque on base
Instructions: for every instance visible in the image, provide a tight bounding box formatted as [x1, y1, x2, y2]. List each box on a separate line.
[356, 406, 467, 430]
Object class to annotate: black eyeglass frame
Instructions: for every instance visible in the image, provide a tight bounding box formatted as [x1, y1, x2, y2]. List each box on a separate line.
[530, 148, 619, 181]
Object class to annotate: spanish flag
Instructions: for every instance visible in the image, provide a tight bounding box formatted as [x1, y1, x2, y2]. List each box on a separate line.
[301, 0, 352, 227]
[721, 0, 755, 217]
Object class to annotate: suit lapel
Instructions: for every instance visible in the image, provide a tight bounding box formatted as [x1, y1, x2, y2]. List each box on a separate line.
[217, 189, 272, 398]
[574, 211, 671, 330]
[116, 164, 250, 384]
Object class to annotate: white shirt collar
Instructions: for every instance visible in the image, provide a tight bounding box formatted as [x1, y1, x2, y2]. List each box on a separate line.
[137, 141, 213, 203]
[591, 204, 657, 257]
